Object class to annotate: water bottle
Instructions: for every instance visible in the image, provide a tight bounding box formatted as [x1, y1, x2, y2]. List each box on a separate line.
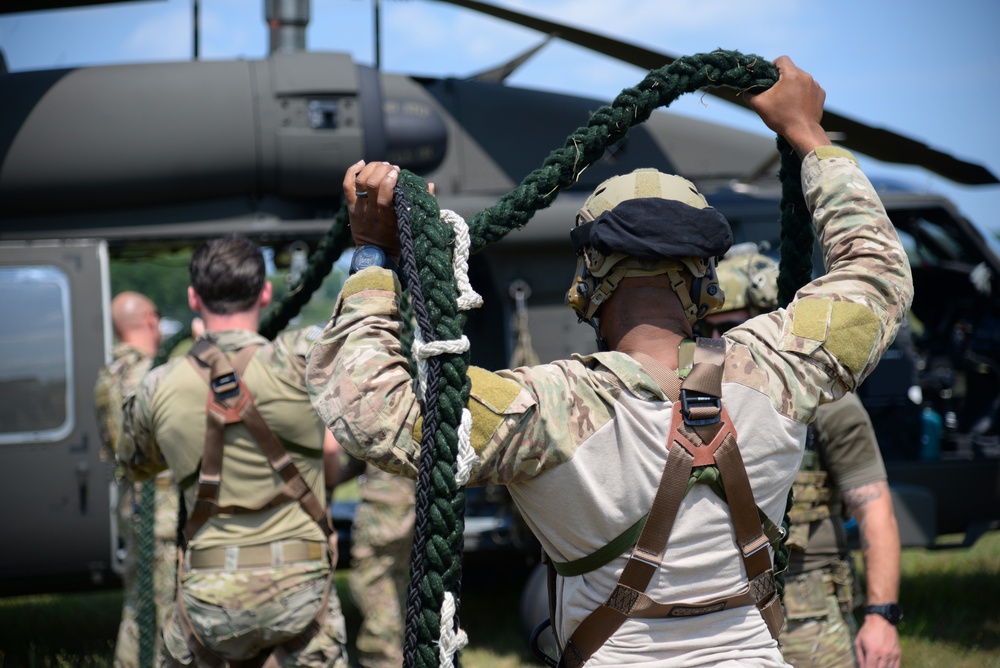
[920, 406, 943, 460]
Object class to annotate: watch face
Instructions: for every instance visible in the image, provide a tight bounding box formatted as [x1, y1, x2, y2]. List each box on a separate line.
[886, 604, 903, 625]
[352, 246, 385, 273]
[869, 604, 903, 625]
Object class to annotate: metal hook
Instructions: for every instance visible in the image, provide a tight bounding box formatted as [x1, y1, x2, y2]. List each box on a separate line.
[509, 279, 532, 315]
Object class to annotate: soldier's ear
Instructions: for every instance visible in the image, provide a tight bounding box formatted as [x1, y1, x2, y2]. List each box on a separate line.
[187, 286, 202, 314]
[259, 281, 273, 309]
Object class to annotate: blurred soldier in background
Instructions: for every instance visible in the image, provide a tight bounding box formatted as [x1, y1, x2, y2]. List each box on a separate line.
[337, 452, 415, 668]
[94, 290, 179, 667]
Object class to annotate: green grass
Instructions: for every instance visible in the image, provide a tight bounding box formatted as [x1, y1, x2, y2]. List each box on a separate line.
[2, 532, 997, 667]
[891, 533, 1000, 668]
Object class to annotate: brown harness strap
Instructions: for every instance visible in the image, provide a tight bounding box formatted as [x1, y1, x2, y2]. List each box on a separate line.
[558, 339, 784, 667]
[174, 339, 336, 666]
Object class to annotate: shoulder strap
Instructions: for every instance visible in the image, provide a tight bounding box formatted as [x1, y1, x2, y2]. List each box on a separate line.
[559, 339, 783, 668]
[183, 339, 334, 546]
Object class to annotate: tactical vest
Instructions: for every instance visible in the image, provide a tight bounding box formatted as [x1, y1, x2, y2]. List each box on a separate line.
[534, 339, 786, 668]
[175, 339, 337, 667]
[786, 424, 832, 552]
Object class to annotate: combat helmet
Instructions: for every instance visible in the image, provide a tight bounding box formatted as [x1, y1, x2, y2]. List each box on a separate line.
[714, 248, 780, 316]
[565, 168, 734, 329]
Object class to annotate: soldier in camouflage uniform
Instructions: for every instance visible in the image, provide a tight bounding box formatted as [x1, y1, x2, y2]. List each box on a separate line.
[705, 254, 904, 667]
[307, 57, 913, 665]
[337, 454, 415, 668]
[95, 291, 180, 668]
[118, 236, 348, 668]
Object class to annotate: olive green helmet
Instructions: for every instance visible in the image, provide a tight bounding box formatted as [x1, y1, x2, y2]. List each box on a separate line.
[566, 168, 731, 324]
[715, 250, 780, 316]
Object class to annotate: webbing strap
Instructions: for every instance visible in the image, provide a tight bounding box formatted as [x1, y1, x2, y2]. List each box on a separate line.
[627, 351, 681, 401]
[558, 338, 783, 667]
[183, 340, 333, 545]
[560, 439, 694, 668]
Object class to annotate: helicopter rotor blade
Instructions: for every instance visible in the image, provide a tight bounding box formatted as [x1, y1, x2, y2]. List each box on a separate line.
[432, 0, 998, 185]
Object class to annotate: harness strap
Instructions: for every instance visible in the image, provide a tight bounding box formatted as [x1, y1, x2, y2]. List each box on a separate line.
[560, 438, 694, 668]
[557, 339, 784, 667]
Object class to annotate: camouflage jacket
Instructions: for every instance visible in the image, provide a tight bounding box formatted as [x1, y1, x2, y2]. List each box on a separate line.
[306, 147, 913, 665]
[94, 342, 152, 461]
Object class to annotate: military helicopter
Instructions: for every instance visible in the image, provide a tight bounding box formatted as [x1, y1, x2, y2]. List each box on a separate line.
[1, 0, 998, 602]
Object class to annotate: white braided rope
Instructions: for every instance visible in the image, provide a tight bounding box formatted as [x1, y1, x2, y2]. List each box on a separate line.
[440, 209, 483, 311]
[437, 591, 469, 667]
[454, 408, 476, 486]
[410, 334, 470, 400]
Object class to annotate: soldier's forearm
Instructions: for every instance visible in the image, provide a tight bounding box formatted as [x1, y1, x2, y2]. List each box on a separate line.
[847, 481, 901, 604]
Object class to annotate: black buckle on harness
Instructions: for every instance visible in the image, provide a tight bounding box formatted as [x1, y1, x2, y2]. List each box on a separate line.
[680, 390, 721, 426]
[210, 372, 241, 400]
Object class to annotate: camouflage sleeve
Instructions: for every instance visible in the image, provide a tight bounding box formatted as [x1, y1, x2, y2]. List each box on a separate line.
[306, 268, 611, 485]
[307, 268, 422, 479]
[93, 366, 115, 459]
[94, 350, 152, 459]
[727, 147, 914, 419]
[117, 363, 169, 482]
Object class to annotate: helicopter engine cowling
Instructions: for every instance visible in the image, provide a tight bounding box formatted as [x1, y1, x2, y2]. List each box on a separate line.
[0, 51, 447, 217]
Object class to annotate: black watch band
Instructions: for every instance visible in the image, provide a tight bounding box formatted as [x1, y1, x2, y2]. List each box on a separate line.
[349, 245, 398, 275]
[865, 603, 903, 626]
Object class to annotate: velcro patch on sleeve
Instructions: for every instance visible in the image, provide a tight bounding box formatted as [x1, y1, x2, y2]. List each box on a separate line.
[791, 298, 832, 342]
[825, 301, 880, 375]
[467, 366, 524, 453]
[340, 270, 398, 299]
[814, 145, 859, 165]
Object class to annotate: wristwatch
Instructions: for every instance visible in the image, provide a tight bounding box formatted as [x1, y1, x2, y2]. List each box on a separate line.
[865, 603, 903, 626]
[349, 245, 398, 275]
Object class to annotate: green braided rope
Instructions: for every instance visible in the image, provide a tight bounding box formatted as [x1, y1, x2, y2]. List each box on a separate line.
[394, 49, 817, 664]
[260, 206, 353, 339]
[136, 474, 156, 667]
[463, 50, 778, 252]
[133, 212, 353, 667]
[392, 171, 470, 668]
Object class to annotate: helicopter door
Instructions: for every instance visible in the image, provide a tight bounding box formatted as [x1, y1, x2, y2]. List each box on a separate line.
[0, 240, 114, 594]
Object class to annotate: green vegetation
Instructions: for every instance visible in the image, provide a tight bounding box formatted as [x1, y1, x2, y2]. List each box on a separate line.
[1, 532, 997, 667]
[109, 245, 348, 338]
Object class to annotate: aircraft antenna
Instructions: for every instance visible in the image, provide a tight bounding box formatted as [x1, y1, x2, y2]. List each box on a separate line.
[374, 0, 382, 71]
[193, 0, 199, 60]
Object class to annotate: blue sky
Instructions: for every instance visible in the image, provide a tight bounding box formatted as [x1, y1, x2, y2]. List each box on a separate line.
[2, 0, 999, 232]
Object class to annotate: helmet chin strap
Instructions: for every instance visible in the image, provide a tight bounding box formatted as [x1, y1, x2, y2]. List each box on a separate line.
[588, 316, 609, 352]
[667, 267, 701, 325]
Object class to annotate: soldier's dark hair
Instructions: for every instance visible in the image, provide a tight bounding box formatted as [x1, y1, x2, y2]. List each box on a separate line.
[189, 235, 266, 315]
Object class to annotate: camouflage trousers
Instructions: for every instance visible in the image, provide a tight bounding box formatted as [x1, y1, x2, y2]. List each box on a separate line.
[348, 500, 415, 668]
[159, 561, 348, 668]
[114, 472, 180, 668]
[779, 561, 859, 668]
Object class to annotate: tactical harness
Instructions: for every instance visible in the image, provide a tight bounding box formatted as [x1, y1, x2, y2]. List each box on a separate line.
[535, 338, 785, 668]
[174, 339, 338, 668]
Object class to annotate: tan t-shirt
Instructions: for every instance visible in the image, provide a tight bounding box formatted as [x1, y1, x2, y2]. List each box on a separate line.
[120, 328, 326, 550]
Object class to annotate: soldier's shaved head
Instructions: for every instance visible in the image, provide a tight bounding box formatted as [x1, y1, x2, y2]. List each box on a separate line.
[110, 291, 161, 354]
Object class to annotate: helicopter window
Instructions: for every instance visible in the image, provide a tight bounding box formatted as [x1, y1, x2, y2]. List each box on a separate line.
[0, 266, 73, 444]
[308, 99, 338, 129]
